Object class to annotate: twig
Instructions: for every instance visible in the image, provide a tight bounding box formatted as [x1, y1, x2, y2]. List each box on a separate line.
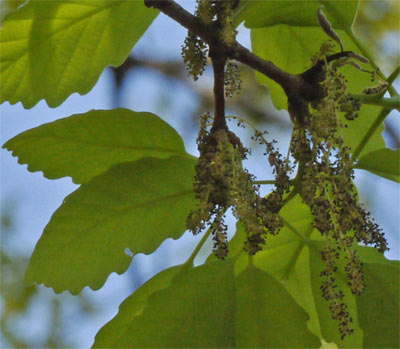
[144, 0, 297, 93]
[351, 108, 391, 161]
[210, 51, 227, 131]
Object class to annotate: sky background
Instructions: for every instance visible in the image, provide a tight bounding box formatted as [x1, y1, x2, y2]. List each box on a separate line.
[1, 1, 399, 347]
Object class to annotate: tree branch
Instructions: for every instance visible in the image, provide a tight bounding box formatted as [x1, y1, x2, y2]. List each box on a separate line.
[144, 0, 297, 93]
[210, 51, 227, 131]
[144, 0, 362, 125]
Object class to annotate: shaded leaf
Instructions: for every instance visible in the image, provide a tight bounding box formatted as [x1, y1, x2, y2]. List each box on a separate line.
[235, 265, 320, 348]
[25, 156, 197, 294]
[95, 260, 319, 348]
[93, 265, 182, 348]
[3, 109, 190, 184]
[0, 0, 158, 108]
[358, 264, 399, 348]
[109, 261, 236, 348]
[356, 148, 400, 182]
[356, 247, 400, 348]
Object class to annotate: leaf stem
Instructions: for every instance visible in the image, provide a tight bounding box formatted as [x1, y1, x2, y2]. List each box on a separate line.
[253, 180, 276, 185]
[280, 225, 314, 283]
[387, 65, 400, 87]
[283, 186, 299, 206]
[351, 67, 400, 161]
[280, 215, 311, 245]
[248, 253, 254, 266]
[351, 108, 391, 161]
[351, 94, 400, 110]
[184, 226, 213, 268]
[345, 29, 399, 97]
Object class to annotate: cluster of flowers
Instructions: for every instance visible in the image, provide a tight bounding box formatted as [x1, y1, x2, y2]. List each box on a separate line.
[181, 0, 241, 93]
[186, 114, 291, 258]
[290, 47, 388, 338]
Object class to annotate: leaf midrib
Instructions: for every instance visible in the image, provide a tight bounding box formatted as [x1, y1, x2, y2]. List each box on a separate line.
[6, 134, 188, 157]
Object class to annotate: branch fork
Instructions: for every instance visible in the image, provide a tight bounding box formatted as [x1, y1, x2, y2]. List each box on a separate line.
[144, 0, 367, 125]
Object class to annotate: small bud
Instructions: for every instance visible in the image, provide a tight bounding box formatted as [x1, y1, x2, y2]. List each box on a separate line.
[317, 7, 344, 52]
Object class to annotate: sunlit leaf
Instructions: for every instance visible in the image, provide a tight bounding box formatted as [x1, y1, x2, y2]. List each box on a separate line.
[25, 156, 197, 294]
[0, 0, 158, 108]
[356, 148, 400, 182]
[0, 0, 25, 23]
[3, 109, 190, 184]
[246, 0, 384, 157]
[251, 26, 384, 157]
[236, 0, 357, 29]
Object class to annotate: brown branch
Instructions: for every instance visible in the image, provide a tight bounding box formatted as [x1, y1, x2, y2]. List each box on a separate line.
[210, 50, 227, 131]
[144, 0, 336, 125]
[229, 44, 298, 93]
[144, 0, 297, 93]
[144, 0, 212, 41]
[301, 51, 369, 86]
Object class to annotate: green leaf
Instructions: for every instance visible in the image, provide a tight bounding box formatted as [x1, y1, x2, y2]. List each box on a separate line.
[107, 260, 237, 348]
[356, 251, 399, 348]
[235, 265, 320, 348]
[0, 0, 25, 22]
[307, 239, 363, 347]
[251, 26, 358, 109]
[0, 0, 158, 108]
[25, 156, 197, 294]
[236, 0, 358, 30]
[3, 109, 190, 184]
[356, 148, 400, 182]
[247, 0, 385, 156]
[93, 265, 182, 348]
[250, 195, 399, 347]
[251, 27, 385, 156]
[252, 195, 363, 348]
[95, 260, 319, 348]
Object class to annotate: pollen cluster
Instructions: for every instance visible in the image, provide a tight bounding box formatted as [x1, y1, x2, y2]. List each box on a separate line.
[181, 0, 241, 94]
[290, 44, 388, 338]
[187, 114, 291, 258]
